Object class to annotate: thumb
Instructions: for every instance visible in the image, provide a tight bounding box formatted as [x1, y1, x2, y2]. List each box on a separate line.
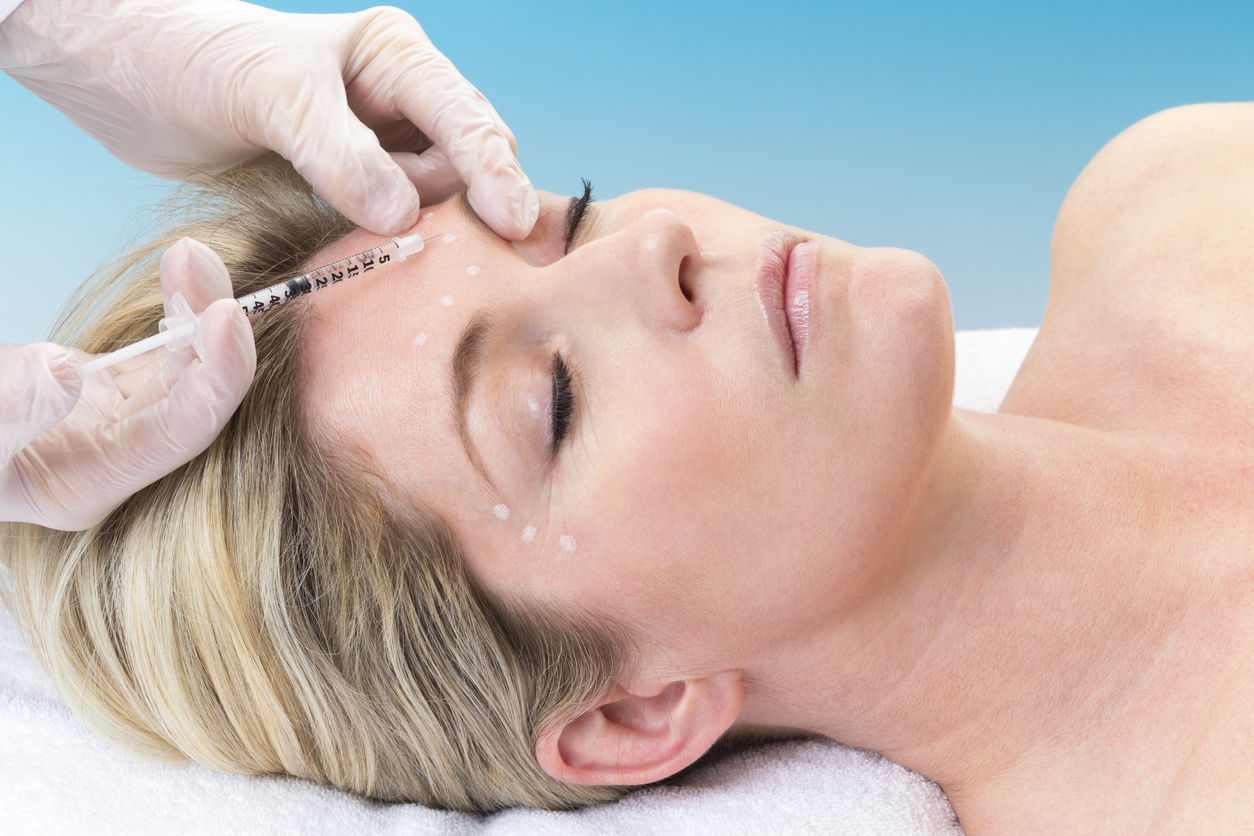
[389, 147, 466, 206]
[160, 237, 234, 312]
[273, 84, 421, 236]
[0, 343, 83, 466]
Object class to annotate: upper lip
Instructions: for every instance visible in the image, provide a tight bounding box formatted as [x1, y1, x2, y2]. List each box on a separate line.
[756, 230, 802, 375]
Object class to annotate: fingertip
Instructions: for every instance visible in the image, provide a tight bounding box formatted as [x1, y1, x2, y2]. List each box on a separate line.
[283, 98, 424, 235]
[161, 237, 233, 308]
[185, 239, 231, 291]
[516, 184, 541, 237]
[360, 178, 422, 236]
[336, 174, 422, 236]
[390, 200, 423, 237]
[305, 146, 422, 236]
[390, 149, 466, 206]
[158, 238, 194, 290]
[468, 172, 540, 241]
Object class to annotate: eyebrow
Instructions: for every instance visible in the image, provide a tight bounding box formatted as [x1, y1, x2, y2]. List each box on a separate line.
[452, 309, 498, 490]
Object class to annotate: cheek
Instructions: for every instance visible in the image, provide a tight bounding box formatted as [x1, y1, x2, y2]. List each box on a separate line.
[572, 370, 794, 612]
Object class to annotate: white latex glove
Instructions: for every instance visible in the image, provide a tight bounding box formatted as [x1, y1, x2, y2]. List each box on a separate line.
[0, 0, 539, 239]
[0, 239, 255, 530]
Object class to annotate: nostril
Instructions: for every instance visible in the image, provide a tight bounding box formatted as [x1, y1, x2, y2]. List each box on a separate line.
[678, 256, 694, 302]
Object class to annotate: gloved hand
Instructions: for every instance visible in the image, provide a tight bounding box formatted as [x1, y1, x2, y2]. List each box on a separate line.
[0, 238, 255, 530]
[0, 0, 538, 239]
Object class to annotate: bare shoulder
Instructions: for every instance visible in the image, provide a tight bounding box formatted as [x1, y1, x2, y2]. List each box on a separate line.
[1051, 102, 1254, 303]
[1001, 103, 1254, 435]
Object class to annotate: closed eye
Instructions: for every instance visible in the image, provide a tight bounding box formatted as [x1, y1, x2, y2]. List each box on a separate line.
[550, 352, 575, 452]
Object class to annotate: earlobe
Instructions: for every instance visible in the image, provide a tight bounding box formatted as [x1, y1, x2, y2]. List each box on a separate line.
[534, 671, 743, 786]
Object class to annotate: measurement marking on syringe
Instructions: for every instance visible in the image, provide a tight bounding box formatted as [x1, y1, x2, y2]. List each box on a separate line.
[237, 233, 443, 316]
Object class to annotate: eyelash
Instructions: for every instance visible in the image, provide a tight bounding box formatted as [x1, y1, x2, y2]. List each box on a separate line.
[550, 353, 575, 452]
[564, 179, 594, 253]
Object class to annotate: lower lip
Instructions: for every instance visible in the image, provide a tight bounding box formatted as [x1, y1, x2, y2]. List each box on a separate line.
[785, 242, 817, 372]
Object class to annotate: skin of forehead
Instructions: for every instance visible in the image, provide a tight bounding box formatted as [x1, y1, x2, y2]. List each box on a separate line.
[296, 194, 514, 511]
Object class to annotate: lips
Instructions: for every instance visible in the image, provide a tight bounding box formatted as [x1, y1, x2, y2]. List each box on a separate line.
[756, 230, 816, 374]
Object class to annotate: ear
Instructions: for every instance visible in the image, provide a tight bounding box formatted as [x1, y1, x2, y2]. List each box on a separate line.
[534, 671, 743, 786]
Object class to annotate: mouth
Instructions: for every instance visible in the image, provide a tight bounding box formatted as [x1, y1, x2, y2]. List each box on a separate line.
[756, 230, 816, 375]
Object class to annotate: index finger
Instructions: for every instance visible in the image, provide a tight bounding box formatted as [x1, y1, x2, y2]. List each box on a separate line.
[348, 8, 540, 239]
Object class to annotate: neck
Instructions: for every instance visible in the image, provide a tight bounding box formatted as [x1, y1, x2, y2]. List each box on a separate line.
[739, 410, 1240, 833]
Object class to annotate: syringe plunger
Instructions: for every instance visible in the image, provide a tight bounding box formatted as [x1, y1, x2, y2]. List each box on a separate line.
[80, 292, 204, 376]
[80, 233, 431, 376]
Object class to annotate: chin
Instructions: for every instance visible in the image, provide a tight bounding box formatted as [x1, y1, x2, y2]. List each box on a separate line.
[830, 246, 956, 536]
[846, 246, 954, 413]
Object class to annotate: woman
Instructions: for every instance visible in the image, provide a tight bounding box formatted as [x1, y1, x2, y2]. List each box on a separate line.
[6, 101, 1254, 832]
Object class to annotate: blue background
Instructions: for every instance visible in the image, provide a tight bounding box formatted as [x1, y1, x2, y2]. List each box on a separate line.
[3, 0, 1253, 343]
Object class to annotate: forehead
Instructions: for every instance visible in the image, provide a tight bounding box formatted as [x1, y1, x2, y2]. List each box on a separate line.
[298, 195, 505, 506]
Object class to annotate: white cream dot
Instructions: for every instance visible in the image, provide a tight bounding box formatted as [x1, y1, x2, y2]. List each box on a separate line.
[493, 504, 510, 521]
[441, 295, 454, 306]
[412, 332, 427, 346]
[645, 234, 659, 251]
[466, 265, 480, 276]
[423, 212, 434, 220]
[559, 535, 577, 553]
[521, 526, 536, 543]
[441, 233, 456, 244]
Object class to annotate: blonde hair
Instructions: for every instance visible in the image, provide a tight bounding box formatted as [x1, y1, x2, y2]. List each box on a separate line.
[0, 166, 629, 812]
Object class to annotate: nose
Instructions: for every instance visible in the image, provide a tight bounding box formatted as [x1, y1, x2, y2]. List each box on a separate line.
[602, 209, 704, 334]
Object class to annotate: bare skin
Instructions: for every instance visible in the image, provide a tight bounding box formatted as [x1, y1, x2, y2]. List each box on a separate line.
[985, 102, 1254, 834]
[301, 103, 1254, 834]
[839, 102, 1254, 834]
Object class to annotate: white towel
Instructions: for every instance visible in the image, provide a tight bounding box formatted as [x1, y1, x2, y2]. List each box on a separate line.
[0, 0, 25, 24]
[0, 328, 1036, 836]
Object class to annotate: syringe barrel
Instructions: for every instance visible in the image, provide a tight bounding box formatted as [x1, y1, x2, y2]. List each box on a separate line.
[235, 236, 413, 317]
[82, 235, 428, 376]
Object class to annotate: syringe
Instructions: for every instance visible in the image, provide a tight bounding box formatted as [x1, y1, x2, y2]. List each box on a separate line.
[82, 232, 434, 376]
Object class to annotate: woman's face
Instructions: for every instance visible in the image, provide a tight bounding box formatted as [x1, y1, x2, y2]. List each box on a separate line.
[301, 187, 954, 655]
